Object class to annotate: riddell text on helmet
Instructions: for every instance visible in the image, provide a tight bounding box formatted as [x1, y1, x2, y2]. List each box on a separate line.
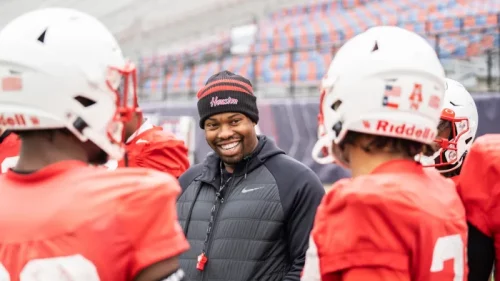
[376, 120, 436, 142]
[0, 114, 40, 127]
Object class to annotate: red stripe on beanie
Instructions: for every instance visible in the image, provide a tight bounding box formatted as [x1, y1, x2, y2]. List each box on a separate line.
[197, 79, 254, 99]
[197, 85, 252, 99]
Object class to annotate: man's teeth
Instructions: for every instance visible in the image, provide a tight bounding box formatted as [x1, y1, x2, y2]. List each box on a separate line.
[221, 142, 239, 150]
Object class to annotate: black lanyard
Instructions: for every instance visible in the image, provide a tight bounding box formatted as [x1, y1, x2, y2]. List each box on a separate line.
[197, 162, 232, 271]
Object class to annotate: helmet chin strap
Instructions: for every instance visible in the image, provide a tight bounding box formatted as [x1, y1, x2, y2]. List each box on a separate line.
[312, 135, 351, 169]
[312, 136, 335, 165]
[417, 148, 462, 174]
[417, 153, 436, 166]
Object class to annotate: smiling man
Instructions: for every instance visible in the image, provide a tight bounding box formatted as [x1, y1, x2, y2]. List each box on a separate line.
[177, 70, 325, 281]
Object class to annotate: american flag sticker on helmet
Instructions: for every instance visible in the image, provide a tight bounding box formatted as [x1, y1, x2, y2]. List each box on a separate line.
[382, 84, 401, 109]
[2, 76, 22, 91]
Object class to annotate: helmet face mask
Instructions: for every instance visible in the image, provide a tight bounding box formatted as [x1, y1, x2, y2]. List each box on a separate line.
[312, 26, 447, 168]
[419, 116, 469, 171]
[105, 62, 141, 146]
[418, 78, 478, 174]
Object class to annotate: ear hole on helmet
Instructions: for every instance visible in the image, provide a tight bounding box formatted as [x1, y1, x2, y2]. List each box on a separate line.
[72, 117, 88, 134]
[465, 137, 472, 144]
[332, 121, 342, 136]
[74, 96, 96, 107]
[331, 100, 342, 111]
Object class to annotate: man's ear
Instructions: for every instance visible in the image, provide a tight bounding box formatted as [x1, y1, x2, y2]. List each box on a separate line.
[332, 142, 351, 167]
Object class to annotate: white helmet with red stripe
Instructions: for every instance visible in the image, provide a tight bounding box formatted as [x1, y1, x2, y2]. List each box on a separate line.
[312, 26, 446, 166]
[0, 7, 139, 160]
[418, 78, 478, 174]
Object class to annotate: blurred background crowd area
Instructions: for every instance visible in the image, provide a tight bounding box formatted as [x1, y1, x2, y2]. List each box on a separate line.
[0, 0, 499, 101]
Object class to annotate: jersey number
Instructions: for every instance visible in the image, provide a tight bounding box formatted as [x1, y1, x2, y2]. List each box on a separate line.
[0, 255, 100, 281]
[430, 234, 464, 281]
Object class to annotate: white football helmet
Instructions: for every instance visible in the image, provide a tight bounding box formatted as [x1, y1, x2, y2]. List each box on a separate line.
[418, 78, 478, 174]
[312, 26, 446, 167]
[0, 8, 139, 160]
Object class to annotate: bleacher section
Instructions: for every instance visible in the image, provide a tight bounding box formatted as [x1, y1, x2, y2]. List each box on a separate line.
[138, 0, 500, 99]
[0, 0, 258, 55]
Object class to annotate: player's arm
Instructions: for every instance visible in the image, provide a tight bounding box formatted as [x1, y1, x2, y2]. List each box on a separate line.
[321, 268, 410, 281]
[139, 140, 190, 178]
[467, 222, 494, 281]
[118, 172, 190, 281]
[457, 136, 499, 281]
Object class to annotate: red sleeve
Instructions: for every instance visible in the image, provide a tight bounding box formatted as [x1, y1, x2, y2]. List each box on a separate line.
[312, 180, 409, 278]
[123, 128, 190, 177]
[137, 139, 190, 178]
[117, 172, 190, 277]
[457, 135, 500, 237]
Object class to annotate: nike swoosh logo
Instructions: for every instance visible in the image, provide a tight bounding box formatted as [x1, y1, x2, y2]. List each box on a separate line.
[241, 186, 266, 194]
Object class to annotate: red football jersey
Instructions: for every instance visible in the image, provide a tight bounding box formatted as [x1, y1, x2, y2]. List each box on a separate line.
[118, 127, 190, 178]
[0, 160, 190, 281]
[302, 160, 467, 281]
[0, 133, 20, 173]
[457, 134, 500, 280]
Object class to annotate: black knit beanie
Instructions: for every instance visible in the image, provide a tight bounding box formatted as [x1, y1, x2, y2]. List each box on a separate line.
[197, 70, 259, 128]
